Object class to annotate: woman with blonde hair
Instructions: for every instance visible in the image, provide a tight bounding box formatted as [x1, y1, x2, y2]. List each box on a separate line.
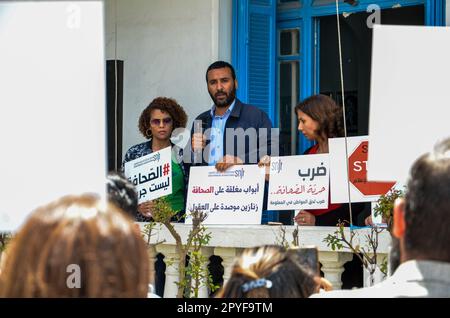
[216, 245, 320, 298]
[0, 194, 149, 297]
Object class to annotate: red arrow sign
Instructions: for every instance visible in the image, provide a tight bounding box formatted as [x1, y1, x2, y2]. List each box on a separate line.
[348, 141, 395, 196]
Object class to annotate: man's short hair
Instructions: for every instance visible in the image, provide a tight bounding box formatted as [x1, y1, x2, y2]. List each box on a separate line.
[403, 137, 450, 261]
[205, 61, 236, 82]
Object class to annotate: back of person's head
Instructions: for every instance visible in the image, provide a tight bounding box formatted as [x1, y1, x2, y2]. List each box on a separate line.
[401, 137, 450, 262]
[0, 194, 149, 297]
[107, 171, 138, 218]
[295, 94, 343, 139]
[206, 60, 236, 82]
[216, 245, 318, 298]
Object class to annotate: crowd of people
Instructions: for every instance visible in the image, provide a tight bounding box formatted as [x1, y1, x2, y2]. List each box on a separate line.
[0, 60, 448, 298]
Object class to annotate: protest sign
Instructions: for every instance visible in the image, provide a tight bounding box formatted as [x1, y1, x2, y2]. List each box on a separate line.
[185, 165, 265, 225]
[267, 154, 329, 210]
[124, 147, 172, 204]
[329, 136, 397, 203]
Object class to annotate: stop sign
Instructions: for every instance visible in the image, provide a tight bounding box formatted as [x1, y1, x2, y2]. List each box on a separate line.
[348, 141, 395, 196]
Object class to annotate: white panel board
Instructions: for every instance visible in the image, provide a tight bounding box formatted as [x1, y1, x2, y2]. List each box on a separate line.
[0, 1, 106, 231]
[368, 25, 450, 184]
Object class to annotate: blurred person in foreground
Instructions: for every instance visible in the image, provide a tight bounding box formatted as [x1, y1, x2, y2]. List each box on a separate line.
[216, 245, 321, 298]
[0, 194, 149, 297]
[106, 172, 159, 297]
[312, 137, 450, 297]
[107, 171, 139, 219]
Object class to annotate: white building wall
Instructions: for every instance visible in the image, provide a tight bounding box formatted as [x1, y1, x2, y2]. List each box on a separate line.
[105, 0, 230, 156]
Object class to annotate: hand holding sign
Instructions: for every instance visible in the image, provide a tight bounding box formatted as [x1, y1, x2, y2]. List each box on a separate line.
[138, 200, 156, 218]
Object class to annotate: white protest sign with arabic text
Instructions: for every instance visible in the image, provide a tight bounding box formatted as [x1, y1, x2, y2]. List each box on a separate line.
[185, 165, 265, 225]
[267, 154, 329, 210]
[124, 147, 172, 204]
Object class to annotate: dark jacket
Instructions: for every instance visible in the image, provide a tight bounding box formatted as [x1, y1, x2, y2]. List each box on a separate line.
[191, 98, 275, 165]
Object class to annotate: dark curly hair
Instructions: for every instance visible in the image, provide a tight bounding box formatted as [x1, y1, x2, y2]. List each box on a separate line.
[295, 94, 344, 139]
[106, 171, 138, 219]
[138, 97, 188, 139]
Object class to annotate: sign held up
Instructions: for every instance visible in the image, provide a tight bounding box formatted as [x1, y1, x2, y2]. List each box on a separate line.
[185, 165, 266, 225]
[124, 147, 172, 204]
[267, 154, 330, 210]
[329, 136, 397, 203]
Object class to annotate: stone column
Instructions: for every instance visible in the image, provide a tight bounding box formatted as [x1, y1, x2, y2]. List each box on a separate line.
[147, 245, 157, 287]
[319, 251, 353, 290]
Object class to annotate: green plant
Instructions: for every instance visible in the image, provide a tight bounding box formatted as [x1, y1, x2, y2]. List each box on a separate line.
[181, 224, 220, 298]
[147, 198, 215, 298]
[324, 220, 387, 282]
[323, 189, 405, 285]
[275, 225, 300, 248]
[142, 221, 164, 246]
[373, 189, 404, 232]
[0, 233, 12, 253]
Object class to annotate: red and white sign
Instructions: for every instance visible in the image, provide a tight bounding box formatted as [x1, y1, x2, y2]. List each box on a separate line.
[185, 165, 266, 225]
[267, 154, 330, 210]
[329, 136, 397, 203]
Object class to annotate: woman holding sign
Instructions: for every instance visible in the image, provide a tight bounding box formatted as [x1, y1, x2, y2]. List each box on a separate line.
[260, 94, 365, 227]
[294, 94, 365, 227]
[122, 97, 188, 222]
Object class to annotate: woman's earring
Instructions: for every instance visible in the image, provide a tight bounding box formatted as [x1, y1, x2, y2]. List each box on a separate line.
[146, 129, 152, 138]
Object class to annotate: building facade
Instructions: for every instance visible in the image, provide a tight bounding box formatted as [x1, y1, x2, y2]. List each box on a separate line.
[105, 0, 446, 161]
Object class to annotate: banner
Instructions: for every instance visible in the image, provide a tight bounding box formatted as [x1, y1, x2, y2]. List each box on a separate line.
[185, 165, 265, 225]
[124, 147, 172, 204]
[267, 154, 329, 210]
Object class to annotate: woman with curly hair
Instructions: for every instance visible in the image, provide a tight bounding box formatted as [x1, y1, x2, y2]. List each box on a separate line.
[123, 97, 188, 222]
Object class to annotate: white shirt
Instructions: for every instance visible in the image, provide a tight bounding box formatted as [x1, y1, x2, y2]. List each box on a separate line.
[311, 260, 450, 298]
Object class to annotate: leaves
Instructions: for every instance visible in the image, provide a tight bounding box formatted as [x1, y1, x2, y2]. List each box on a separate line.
[323, 233, 344, 251]
[151, 197, 177, 224]
[0, 233, 12, 253]
[373, 189, 405, 231]
[323, 222, 388, 281]
[184, 221, 217, 298]
[142, 202, 214, 298]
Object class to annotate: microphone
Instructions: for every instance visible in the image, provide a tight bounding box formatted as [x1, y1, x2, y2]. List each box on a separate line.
[193, 119, 203, 165]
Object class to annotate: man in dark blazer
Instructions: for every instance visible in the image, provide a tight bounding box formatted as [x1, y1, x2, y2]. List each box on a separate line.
[191, 61, 276, 171]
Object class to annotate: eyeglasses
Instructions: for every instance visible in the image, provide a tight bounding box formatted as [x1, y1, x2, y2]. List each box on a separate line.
[150, 117, 173, 126]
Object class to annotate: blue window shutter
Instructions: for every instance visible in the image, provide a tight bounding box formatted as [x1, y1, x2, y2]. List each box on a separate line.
[233, 0, 277, 224]
[234, 0, 276, 122]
